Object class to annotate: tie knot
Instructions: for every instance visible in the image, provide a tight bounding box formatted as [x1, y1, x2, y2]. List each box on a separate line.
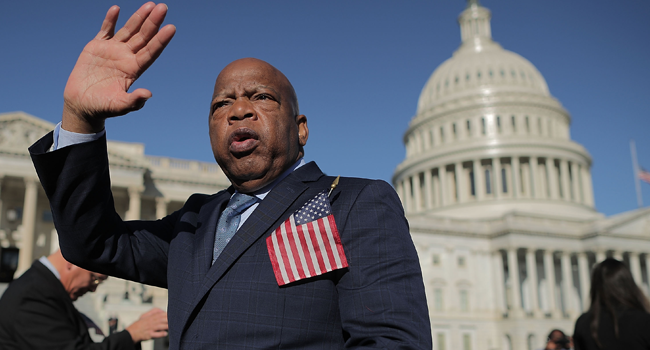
[227, 193, 257, 216]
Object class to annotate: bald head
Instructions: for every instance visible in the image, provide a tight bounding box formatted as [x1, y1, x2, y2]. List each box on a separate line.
[213, 58, 299, 116]
[208, 58, 309, 193]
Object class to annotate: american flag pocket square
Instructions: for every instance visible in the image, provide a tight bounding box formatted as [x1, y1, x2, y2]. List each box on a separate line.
[266, 190, 348, 286]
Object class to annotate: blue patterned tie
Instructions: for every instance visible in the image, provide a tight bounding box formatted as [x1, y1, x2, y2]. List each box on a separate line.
[212, 193, 257, 264]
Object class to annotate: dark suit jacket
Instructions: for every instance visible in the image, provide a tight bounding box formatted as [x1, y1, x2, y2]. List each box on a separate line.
[30, 133, 432, 349]
[0, 260, 136, 350]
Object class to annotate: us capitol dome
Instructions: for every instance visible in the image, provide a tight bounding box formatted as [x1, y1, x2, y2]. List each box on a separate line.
[393, 0, 596, 220]
[392, 1, 650, 350]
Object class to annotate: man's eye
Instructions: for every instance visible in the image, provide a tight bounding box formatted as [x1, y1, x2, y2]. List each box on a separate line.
[256, 94, 273, 101]
[213, 101, 228, 111]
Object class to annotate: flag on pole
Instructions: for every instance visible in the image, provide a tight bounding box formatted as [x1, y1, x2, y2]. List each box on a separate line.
[267, 191, 348, 286]
[639, 168, 650, 184]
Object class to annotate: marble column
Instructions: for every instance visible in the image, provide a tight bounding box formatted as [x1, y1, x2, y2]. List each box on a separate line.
[396, 181, 404, 207]
[507, 248, 523, 314]
[596, 250, 606, 263]
[125, 186, 143, 221]
[645, 254, 650, 295]
[543, 250, 558, 317]
[530, 157, 539, 198]
[413, 173, 422, 212]
[493, 250, 506, 314]
[560, 160, 571, 201]
[629, 252, 643, 286]
[525, 248, 540, 316]
[474, 159, 485, 200]
[456, 162, 467, 203]
[155, 197, 168, 220]
[403, 178, 412, 213]
[613, 250, 623, 262]
[16, 178, 39, 275]
[512, 157, 521, 199]
[440, 166, 449, 206]
[549, 159, 560, 200]
[424, 170, 433, 210]
[581, 166, 594, 206]
[432, 172, 440, 208]
[0, 176, 4, 235]
[577, 252, 591, 311]
[493, 157, 502, 199]
[569, 162, 579, 202]
[560, 252, 576, 317]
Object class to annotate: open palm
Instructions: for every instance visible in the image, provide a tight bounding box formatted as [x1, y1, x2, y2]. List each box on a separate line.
[62, 2, 175, 133]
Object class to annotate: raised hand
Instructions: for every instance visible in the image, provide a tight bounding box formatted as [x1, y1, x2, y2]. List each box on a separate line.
[62, 2, 176, 133]
[125, 307, 168, 343]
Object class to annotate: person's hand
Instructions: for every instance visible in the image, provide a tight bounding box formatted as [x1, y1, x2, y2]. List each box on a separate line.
[545, 339, 558, 350]
[125, 307, 168, 343]
[62, 2, 176, 134]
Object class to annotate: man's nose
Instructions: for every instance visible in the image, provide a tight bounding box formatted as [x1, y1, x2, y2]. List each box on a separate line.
[229, 98, 256, 122]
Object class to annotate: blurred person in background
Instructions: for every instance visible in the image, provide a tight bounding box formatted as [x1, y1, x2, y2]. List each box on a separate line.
[543, 329, 573, 350]
[0, 249, 168, 349]
[573, 258, 650, 349]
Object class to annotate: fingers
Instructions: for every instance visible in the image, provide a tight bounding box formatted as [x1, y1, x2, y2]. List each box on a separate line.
[126, 3, 170, 53]
[113, 2, 157, 42]
[124, 88, 153, 112]
[96, 5, 120, 40]
[135, 23, 176, 72]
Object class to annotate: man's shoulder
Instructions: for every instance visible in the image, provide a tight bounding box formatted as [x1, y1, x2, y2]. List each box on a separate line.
[0, 263, 50, 306]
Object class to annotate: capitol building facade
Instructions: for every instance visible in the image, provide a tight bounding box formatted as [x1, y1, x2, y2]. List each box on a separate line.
[392, 1, 650, 350]
[1, 2, 650, 350]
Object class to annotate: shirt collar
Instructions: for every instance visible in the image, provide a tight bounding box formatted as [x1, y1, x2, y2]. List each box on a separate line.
[39, 256, 61, 280]
[235, 158, 305, 201]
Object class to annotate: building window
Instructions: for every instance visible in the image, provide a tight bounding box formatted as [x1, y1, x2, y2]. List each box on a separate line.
[496, 115, 501, 133]
[432, 254, 440, 266]
[481, 118, 486, 135]
[485, 169, 492, 194]
[466, 120, 471, 133]
[511, 115, 516, 132]
[469, 171, 475, 196]
[434, 288, 443, 311]
[458, 256, 466, 267]
[452, 123, 457, 139]
[463, 334, 472, 350]
[436, 332, 446, 350]
[440, 127, 445, 142]
[460, 289, 469, 311]
[502, 168, 508, 193]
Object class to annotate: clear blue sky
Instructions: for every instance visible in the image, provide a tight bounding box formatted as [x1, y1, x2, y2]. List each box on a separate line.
[1, 1, 649, 216]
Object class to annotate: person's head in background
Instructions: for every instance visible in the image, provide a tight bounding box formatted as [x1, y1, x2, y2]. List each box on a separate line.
[47, 250, 108, 301]
[588, 258, 650, 346]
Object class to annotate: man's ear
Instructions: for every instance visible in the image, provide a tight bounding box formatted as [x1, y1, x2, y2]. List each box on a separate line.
[296, 114, 308, 147]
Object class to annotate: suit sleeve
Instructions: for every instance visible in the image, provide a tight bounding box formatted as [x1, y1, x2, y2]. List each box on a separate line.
[335, 180, 432, 349]
[29, 132, 176, 287]
[13, 288, 137, 350]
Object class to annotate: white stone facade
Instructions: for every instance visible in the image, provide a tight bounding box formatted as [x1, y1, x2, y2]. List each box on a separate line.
[0, 111, 230, 349]
[393, 2, 650, 350]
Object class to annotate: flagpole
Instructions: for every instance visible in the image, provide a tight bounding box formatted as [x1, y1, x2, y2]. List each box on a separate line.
[630, 139, 643, 207]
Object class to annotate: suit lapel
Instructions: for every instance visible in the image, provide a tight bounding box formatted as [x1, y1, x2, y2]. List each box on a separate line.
[188, 162, 325, 311]
[192, 190, 233, 282]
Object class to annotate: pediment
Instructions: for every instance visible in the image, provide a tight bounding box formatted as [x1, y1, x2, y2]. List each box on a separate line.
[598, 207, 650, 237]
[0, 111, 55, 156]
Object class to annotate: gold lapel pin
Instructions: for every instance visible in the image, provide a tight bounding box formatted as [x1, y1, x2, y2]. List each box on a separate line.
[328, 175, 340, 197]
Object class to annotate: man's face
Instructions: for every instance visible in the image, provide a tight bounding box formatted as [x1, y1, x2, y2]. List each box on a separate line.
[66, 267, 107, 301]
[209, 58, 308, 193]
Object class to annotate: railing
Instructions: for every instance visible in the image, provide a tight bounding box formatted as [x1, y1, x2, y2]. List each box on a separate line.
[146, 156, 221, 173]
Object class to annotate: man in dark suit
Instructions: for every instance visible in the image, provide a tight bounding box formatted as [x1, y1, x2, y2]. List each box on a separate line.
[29, 2, 432, 349]
[0, 250, 168, 349]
